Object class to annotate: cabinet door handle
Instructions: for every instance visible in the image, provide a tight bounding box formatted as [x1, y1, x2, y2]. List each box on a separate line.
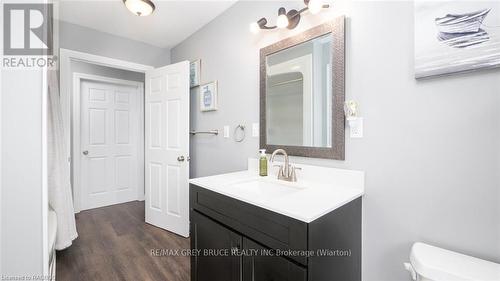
[177, 156, 185, 162]
[82, 150, 89, 156]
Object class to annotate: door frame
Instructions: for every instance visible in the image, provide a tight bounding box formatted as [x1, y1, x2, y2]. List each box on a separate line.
[59, 49, 153, 212]
[73, 73, 145, 212]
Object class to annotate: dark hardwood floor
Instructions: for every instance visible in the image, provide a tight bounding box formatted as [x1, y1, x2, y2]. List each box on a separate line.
[57, 201, 190, 281]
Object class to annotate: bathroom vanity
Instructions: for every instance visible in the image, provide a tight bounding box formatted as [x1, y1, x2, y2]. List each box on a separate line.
[189, 160, 364, 281]
[189, 17, 354, 280]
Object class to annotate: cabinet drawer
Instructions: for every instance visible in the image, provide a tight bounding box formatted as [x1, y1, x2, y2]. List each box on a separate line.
[190, 184, 308, 265]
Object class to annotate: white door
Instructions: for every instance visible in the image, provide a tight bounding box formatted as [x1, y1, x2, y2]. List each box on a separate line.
[145, 61, 190, 237]
[80, 80, 142, 210]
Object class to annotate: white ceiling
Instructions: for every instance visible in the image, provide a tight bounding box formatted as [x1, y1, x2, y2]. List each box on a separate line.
[58, 0, 238, 49]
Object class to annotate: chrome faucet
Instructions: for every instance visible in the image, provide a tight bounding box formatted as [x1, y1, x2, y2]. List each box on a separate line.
[270, 149, 301, 182]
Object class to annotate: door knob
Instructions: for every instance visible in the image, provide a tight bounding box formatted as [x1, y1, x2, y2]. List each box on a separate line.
[177, 156, 185, 162]
[82, 150, 89, 156]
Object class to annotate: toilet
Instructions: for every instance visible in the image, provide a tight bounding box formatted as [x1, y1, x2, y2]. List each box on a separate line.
[405, 242, 500, 281]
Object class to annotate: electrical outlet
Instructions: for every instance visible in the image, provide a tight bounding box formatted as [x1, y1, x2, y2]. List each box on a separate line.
[252, 123, 259, 137]
[223, 126, 230, 138]
[350, 118, 363, 138]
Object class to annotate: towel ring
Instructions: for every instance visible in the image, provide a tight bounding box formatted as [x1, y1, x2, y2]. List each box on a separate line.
[234, 124, 245, 142]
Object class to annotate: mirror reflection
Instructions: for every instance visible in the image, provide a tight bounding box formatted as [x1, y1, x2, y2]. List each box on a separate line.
[266, 34, 332, 148]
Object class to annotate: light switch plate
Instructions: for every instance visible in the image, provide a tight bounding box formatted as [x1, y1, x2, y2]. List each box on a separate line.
[223, 126, 230, 138]
[252, 123, 259, 137]
[349, 118, 363, 138]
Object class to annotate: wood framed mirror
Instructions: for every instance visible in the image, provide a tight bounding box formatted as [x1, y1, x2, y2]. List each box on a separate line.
[260, 16, 345, 160]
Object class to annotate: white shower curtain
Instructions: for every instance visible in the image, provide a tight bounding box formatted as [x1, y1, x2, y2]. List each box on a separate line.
[47, 70, 78, 250]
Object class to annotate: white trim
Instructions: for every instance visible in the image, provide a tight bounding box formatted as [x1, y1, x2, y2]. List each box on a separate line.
[72, 73, 145, 212]
[60, 49, 153, 72]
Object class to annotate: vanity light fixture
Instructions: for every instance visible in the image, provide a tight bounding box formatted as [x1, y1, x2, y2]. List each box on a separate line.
[276, 7, 290, 29]
[123, 0, 156, 17]
[249, 0, 329, 33]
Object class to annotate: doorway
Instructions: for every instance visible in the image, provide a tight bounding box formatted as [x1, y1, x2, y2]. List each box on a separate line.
[60, 49, 191, 237]
[57, 50, 191, 279]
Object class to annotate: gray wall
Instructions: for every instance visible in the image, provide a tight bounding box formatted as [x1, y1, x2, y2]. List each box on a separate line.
[59, 21, 170, 67]
[171, 1, 500, 280]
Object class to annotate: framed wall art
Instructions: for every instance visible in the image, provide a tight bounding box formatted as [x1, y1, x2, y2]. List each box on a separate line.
[199, 81, 218, 112]
[415, 1, 500, 78]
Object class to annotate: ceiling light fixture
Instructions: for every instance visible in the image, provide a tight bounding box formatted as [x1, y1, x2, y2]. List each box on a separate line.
[123, 0, 156, 17]
[250, 0, 329, 32]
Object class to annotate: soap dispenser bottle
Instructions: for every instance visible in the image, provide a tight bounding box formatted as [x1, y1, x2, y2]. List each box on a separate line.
[259, 149, 268, 177]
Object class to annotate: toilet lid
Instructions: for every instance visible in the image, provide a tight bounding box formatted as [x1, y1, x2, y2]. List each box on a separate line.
[410, 243, 500, 281]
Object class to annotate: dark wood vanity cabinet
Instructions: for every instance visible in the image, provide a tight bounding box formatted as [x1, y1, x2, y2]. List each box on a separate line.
[191, 211, 306, 281]
[190, 184, 362, 281]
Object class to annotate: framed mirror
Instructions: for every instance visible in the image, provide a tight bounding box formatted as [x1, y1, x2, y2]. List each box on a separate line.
[260, 17, 345, 160]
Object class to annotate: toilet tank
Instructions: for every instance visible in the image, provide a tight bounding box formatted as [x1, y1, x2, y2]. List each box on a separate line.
[405, 242, 500, 281]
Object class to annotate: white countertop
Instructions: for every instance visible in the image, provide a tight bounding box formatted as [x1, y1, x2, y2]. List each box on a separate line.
[189, 159, 365, 223]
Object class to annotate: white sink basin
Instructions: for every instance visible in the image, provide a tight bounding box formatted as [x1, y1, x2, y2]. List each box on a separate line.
[228, 178, 305, 201]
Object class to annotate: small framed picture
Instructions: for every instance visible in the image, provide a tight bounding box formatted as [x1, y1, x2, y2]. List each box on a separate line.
[199, 81, 218, 112]
[190, 60, 201, 88]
